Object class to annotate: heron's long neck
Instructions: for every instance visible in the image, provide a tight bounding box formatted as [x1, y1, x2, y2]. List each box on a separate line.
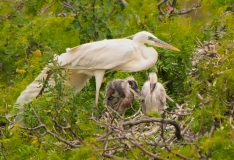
[137, 44, 158, 71]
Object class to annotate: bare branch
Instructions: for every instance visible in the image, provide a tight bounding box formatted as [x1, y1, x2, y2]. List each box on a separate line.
[123, 118, 183, 140]
[0, 143, 7, 160]
[173, 0, 203, 15]
[205, 113, 215, 159]
[106, 4, 117, 21]
[19, 108, 82, 148]
[127, 137, 164, 160]
[40, 0, 56, 15]
[0, 0, 26, 21]
[103, 152, 125, 159]
[158, 0, 203, 20]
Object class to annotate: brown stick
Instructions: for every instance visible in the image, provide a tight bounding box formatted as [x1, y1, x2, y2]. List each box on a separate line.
[20, 109, 82, 148]
[123, 118, 183, 140]
[36, 70, 53, 98]
[127, 137, 165, 160]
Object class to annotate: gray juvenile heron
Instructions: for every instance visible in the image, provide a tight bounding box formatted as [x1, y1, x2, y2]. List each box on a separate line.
[15, 31, 179, 115]
[141, 72, 167, 115]
[105, 77, 141, 115]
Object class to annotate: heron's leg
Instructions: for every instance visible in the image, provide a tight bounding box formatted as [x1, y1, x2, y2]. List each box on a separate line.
[94, 70, 105, 107]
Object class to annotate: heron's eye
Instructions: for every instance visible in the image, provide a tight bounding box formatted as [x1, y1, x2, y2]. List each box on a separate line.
[148, 36, 152, 40]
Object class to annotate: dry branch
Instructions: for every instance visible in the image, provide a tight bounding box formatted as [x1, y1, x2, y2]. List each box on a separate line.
[0, 0, 26, 21]
[158, 0, 203, 20]
[127, 137, 164, 160]
[123, 118, 183, 140]
[19, 108, 83, 148]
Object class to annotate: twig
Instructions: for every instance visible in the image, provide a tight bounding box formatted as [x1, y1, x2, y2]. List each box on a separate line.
[106, 105, 123, 119]
[176, 142, 206, 159]
[106, 5, 117, 20]
[127, 137, 164, 160]
[36, 70, 53, 98]
[194, 37, 204, 47]
[20, 108, 82, 148]
[0, 143, 7, 160]
[158, 0, 168, 16]
[97, 130, 114, 141]
[160, 122, 190, 160]
[197, 93, 204, 101]
[103, 152, 126, 159]
[164, 110, 191, 116]
[163, 80, 172, 85]
[173, 0, 203, 15]
[229, 106, 234, 130]
[158, 0, 203, 20]
[40, 0, 56, 14]
[165, 94, 183, 110]
[0, 0, 26, 21]
[123, 118, 183, 140]
[125, 105, 142, 120]
[205, 113, 215, 159]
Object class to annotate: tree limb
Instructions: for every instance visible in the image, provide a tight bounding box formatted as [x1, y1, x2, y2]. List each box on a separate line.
[123, 118, 183, 140]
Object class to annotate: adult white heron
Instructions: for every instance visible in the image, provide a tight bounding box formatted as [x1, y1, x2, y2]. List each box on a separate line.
[141, 72, 167, 114]
[15, 31, 179, 113]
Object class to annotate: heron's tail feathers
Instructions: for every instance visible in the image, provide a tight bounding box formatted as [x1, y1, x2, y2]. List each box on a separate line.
[14, 64, 54, 124]
[13, 62, 91, 124]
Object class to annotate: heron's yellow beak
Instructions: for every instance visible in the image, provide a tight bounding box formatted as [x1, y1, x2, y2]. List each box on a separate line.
[152, 37, 180, 51]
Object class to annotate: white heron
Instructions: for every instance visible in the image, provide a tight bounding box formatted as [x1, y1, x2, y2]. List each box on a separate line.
[141, 72, 167, 115]
[15, 31, 179, 116]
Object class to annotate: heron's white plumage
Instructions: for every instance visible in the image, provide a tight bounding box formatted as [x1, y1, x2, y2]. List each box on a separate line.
[14, 31, 179, 123]
[14, 66, 52, 123]
[58, 38, 157, 71]
[141, 73, 167, 114]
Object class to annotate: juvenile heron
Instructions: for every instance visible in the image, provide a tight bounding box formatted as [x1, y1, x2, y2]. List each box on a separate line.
[105, 78, 141, 115]
[15, 31, 179, 120]
[141, 72, 167, 115]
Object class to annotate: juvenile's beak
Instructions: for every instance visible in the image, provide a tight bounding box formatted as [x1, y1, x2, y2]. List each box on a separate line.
[150, 83, 156, 95]
[150, 37, 180, 51]
[135, 89, 142, 97]
[129, 88, 143, 99]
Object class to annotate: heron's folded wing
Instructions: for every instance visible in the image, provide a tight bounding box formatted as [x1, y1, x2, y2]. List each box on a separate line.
[58, 39, 137, 70]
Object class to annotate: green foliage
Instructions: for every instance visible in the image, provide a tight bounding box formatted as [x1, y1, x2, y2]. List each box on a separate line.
[183, 3, 234, 159]
[146, 111, 162, 118]
[185, 9, 234, 132]
[198, 126, 234, 160]
[1, 0, 234, 159]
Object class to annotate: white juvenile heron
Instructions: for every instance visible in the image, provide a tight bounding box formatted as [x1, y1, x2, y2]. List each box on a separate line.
[15, 31, 179, 112]
[141, 72, 167, 115]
